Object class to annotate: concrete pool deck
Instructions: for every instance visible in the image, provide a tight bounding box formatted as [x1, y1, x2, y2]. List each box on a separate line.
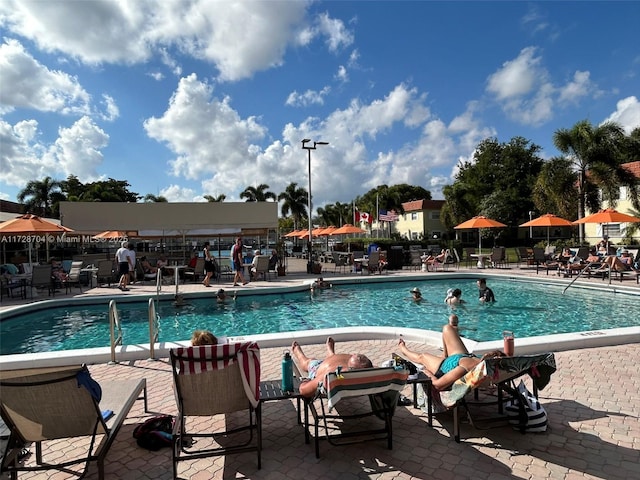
[1, 259, 639, 479]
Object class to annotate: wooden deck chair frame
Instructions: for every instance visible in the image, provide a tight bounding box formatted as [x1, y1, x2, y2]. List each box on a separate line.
[415, 352, 556, 443]
[169, 344, 262, 477]
[302, 366, 408, 458]
[0, 365, 147, 480]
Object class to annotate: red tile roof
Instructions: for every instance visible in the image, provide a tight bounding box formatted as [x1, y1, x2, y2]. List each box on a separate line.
[622, 161, 640, 179]
[402, 199, 445, 212]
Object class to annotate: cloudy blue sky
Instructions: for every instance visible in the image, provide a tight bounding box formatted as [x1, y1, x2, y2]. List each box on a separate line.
[1, 1, 639, 209]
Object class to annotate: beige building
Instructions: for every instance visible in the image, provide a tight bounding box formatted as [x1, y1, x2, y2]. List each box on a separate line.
[368, 199, 445, 240]
[583, 161, 640, 245]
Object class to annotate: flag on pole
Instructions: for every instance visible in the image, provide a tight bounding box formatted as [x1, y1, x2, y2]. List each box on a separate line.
[356, 212, 373, 224]
[379, 209, 399, 221]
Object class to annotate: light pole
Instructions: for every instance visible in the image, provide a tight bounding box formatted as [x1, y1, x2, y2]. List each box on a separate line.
[302, 139, 329, 273]
[528, 211, 534, 242]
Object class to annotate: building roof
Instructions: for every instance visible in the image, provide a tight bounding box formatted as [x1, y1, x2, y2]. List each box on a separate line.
[622, 161, 640, 179]
[402, 199, 445, 212]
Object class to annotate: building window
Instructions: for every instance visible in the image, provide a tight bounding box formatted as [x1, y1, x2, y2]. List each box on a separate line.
[430, 211, 439, 220]
[603, 224, 621, 237]
[411, 213, 418, 220]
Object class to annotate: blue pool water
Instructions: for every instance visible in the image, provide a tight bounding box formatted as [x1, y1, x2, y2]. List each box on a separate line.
[1, 278, 638, 355]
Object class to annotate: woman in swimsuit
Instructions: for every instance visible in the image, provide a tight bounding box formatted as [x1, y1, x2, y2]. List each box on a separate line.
[398, 324, 504, 390]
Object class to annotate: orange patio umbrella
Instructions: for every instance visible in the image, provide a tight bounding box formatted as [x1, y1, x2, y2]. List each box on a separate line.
[520, 213, 573, 246]
[283, 229, 302, 238]
[454, 215, 507, 254]
[572, 208, 640, 225]
[0, 214, 74, 262]
[317, 226, 337, 236]
[330, 224, 367, 235]
[93, 230, 138, 240]
[0, 214, 73, 235]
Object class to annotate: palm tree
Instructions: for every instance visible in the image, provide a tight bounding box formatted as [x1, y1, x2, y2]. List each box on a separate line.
[240, 184, 277, 202]
[553, 120, 633, 242]
[278, 182, 308, 230]
[532, 157, 579, 220]
[17, 177, 64, 217]
[203, 194, 226, 202]
[143, 194, 168, 202]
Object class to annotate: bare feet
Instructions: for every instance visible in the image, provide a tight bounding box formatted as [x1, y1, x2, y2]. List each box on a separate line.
[398, 337, 405, 346]
[325, 336, 335, 355]
[291, 340, 300, 352]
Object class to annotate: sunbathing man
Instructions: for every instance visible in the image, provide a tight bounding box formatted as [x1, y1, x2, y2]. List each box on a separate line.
[292, 337, 373, 398]
[398, 324, 504, 391]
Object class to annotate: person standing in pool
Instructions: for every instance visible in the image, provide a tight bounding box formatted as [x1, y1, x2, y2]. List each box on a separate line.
[477, 278, 496, 303]
[410, 287, 423, 302]
[444, 288, 464, 306]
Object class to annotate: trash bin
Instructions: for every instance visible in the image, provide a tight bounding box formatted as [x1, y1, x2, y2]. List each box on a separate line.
[387, 246, 404, 270]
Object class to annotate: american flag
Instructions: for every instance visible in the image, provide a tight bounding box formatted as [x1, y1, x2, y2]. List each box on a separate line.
[378, 209, 399, 221]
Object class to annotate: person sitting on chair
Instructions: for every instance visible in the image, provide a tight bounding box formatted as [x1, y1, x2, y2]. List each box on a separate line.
[191, 329, 218, 346]
[140, 256, 158, 274]
[292, 337, 373, 398]
[397, 324, 504, 391]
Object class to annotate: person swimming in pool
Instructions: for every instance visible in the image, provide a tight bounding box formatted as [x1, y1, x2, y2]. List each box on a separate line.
[397, 323, 504, 391]
[292, 337, 373, 398]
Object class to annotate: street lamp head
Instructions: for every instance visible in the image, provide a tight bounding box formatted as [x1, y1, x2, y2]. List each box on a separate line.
[301, 139, 311, 145]
[315, 141, 329, 146]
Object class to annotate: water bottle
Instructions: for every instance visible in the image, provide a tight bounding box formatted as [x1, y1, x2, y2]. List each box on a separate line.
[281, 350, 293, 392]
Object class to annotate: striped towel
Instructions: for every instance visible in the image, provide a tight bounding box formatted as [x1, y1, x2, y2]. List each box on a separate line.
[173, 342, 261, 408]
[323, 367, 408, 411]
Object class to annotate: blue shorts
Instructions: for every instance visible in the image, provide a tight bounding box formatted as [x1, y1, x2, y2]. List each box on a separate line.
[233, 260, 242, 272]
[307, 359, 323, 379]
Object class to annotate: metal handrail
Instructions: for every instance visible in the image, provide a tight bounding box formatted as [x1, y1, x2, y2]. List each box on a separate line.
[109, 299, 123, 364]
[562, 261, 608, 294]
[148, 297, 160, 360]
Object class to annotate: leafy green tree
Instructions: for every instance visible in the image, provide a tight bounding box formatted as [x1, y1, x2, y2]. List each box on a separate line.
[553, 120, 638, 241]
[240, 184, 277, 202]
[143, 194, 168, 202]
[442, 137, 543, 229]
[17, 176, 65, 217]
[532, 157, 579, 220]
[77, 179, 139, 202]
[355, 184, 431, 219]
[203, 194, 226, 202]
[278, 182, 308, 229]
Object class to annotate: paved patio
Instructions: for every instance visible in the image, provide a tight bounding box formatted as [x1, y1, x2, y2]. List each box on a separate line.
[1, 259, 639, 479]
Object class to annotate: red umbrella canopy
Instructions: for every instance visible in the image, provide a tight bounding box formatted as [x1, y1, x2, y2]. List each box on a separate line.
[330, 224, 367, 235]
[572, 208, 640, 224]
[520, 213, 573, 228]
[0, 214, 73, 235]
[454, 216, 507, 230]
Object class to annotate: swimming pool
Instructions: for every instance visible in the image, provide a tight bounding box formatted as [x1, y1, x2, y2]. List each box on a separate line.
[2, 277, 639, 355]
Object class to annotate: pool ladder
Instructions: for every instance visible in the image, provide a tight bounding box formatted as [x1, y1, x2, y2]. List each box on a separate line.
[148, 298, 160, 360]
[562, 261, 609, 294]
[108, 299, 123, 364]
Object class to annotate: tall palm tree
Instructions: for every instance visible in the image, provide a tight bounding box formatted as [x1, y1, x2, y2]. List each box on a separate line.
[203, 194, 226, 202]
[143, 194, 168, 202]
[240, 184, 277, 202]
[17, 176, 64, 217]
[532, 157, 579, 220]
[553, 120, 633, 241]
[278, 182, 308, 230]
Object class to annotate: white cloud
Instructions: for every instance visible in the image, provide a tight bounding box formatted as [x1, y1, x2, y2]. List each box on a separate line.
[486, 47, 596, 126]
[316, 11, 354, 52]
[0, 116, 107, 187]
[42, 116, 109, 182]
[0, 39, 91, 115]
[487, 47, 542, 100]
[558, 70, 592, 104]
[148, 72, 164, 81]
[0, 0, 310, 81]
[159, 184, 200, 202]
[603, 96, 640, 134]
[286, 86, 331, 107]
[335, 65, 348, 83]
[100, 94, 119, 122]
[144, 73, 267, 191]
